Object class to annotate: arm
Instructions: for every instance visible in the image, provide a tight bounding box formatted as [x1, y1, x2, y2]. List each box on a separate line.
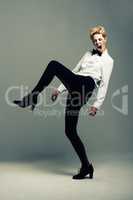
[90, 59, 114, 114]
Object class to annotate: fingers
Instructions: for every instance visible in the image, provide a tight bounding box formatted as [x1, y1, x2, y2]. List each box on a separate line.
[51, 89, 60, 102]
[88, 110, 97, 117]
[89, 111, 96, 117]
[51, 94, 57, 102]
[88, 106, 97, 117]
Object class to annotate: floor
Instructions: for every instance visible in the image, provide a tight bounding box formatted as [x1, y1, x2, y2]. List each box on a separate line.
[0, 153, 133, 200]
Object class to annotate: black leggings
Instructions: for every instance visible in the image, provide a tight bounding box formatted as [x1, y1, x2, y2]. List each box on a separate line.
[33, 60, 96, 167]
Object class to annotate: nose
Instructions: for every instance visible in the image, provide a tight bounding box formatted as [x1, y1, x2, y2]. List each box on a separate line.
[96, 40, 101, 45]
[96, 41, 99, 45]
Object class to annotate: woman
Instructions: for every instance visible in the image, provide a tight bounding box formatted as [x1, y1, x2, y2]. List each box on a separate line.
[13, 25, 114, 179]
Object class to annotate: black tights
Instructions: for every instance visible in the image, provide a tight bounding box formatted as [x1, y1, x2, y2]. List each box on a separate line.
[32, 60, 96, 167]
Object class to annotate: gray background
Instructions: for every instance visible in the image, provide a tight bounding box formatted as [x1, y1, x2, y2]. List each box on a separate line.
[0, 0, 132, 160]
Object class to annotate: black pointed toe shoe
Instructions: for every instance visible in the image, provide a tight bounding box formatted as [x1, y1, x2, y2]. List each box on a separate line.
[13, 92, 38, 111]
[72, 163, 94, 180]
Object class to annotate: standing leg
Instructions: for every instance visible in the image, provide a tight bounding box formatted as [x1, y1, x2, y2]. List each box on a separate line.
[64, 85, 95, 179]
[65, 92, 90, 168]
[32, 60, 79, 93]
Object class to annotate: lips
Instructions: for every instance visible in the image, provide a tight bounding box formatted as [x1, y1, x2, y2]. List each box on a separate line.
[97, 45, 102, 49]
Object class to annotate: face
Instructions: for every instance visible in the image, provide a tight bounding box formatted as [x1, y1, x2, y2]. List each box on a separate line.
[92, 33, 107, 52]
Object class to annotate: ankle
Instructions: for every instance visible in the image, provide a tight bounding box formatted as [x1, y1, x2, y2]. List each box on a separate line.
[81, 162, 90, 169]
[31, 90, 39, 97]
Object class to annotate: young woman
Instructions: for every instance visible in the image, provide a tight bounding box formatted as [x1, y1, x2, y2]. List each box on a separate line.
[13, 25, 114, 179]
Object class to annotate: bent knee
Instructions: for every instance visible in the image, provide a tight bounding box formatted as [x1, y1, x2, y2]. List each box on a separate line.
[48, 60, 59, 66]
[65, 127, 76, 138]
[65, 128, 70, 137]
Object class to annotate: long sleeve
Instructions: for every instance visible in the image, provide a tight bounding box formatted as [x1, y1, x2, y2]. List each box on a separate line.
[92, 59, 114, 109]
[57, 52, 87, 93]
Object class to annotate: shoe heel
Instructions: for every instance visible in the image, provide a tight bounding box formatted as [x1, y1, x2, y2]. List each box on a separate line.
[31, 104, 36, 111]
[89, 163, 94, 179]
[89, 172, 93, 179]
[31, 105, 35, 111]
[31, 94, 38, 111]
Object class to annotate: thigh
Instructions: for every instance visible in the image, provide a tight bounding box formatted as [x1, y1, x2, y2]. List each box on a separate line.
[76, 75, 96, 105]
[50, 60, 80, 92]
[65, 93, 82, 131]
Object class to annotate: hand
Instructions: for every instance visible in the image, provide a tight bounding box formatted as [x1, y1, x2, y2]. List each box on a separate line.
[89, 106, 98, 117]
[51, 89, 60, 102]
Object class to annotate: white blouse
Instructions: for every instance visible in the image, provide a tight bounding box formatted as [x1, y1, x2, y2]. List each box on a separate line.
[58, 49, 114, 109]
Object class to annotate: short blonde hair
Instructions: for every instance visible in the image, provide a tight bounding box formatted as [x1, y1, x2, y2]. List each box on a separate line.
[89, 25, 107, 41]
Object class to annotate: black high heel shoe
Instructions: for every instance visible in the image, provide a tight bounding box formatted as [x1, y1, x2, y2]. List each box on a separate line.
[72, 163, 94, 180]
[13, 92, 38, 111]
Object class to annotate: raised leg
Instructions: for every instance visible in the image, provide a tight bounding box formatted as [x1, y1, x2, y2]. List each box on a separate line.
[32, 60, 78, 93]
[13, 60, 79, 110]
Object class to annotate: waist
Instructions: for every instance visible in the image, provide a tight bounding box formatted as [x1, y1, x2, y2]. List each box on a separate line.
[74, 71, 101, 85]
[84, 76, 101, 89]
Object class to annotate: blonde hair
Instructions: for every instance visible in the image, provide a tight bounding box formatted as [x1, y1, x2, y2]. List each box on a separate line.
[89, 25, 107, 41]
